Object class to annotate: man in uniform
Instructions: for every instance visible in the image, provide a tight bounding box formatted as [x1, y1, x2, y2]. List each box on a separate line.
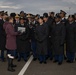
[43, 13, 53, 60]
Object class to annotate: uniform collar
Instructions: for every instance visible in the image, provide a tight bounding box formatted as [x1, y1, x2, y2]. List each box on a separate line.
[56, 21, 60, 24]
[69, 21, 74, 24]
[21, 23, 25, 26]
[62, 17, 65, 20]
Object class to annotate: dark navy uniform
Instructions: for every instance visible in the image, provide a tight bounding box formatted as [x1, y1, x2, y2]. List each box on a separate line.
[66, 21, 76, 63]
[16, 22, 30, 62]
[0, 18, 6, 61]
[35, 22, 48, 63]
[51, 21, 66, 65]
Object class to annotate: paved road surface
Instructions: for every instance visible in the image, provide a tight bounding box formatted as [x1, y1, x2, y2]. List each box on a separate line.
[0, 55, 76, 75]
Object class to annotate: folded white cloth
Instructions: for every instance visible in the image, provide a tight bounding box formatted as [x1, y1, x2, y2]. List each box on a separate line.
[7, 54, 14, 59]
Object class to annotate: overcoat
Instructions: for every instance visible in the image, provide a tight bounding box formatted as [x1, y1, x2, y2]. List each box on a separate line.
[35, 23, 48, 55]
[15, 23, 31, 53]
[3, 22, 18, 50]
[0, 19, 6, 50]
[66, 22, 76, 53]
[51, 22, 66, 55]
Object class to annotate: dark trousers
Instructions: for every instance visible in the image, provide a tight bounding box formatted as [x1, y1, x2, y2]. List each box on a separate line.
[7, 50, 16, 57]
[1, 50, 4, 60]
[18, 52, 27, 60]
[31, 40, 37, 58]
[66, 52, 75, 62]
[54, 54, 63, 63]
[47, 50, 53, 59]
[39, 55, 46, 62]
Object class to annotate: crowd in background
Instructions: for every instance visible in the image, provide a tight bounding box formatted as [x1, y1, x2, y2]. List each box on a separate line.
[0, 10, 76, 72]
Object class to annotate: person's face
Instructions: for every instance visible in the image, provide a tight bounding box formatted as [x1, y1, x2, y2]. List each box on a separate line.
[15, 17, 19, 21]
[55, 18, 60, 22]
[38, 18, 43, 24]
[68, 17, 74, 22]
[51, 14, 54, 17]
[60, 13, 64, 18]
[20, 19, 24, 24]
[9, 18, 13, 23]
[3, 15, 8, 20]
[28, 17, 31, 21]
[43, 17, 48, 22]
[20, 13, 24, 17]
[35, 17, 38, 20]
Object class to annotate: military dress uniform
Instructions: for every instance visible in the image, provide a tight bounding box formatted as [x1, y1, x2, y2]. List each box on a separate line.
[16, 17, 30, 62]
[43, 13, 53, 60]
[66, 15, 76, 63]
[35, 20, 48, 63]
[51, 16, 66, 65]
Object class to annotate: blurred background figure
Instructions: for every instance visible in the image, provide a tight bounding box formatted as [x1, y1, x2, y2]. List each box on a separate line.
[0, 11, 8, 62]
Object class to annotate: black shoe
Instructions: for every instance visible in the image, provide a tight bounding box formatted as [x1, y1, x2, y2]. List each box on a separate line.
[53, 60, 58, 63]
[8, 68, 15, 72]
[66, 60, 73, 63]
[24, 59, 27, 62]
[66, 60, 70, 63]
[39, 61, 43, 64]
[7, 58, 15, 72]
[44, 61, 47, 64]
[58, 62, 62, 65]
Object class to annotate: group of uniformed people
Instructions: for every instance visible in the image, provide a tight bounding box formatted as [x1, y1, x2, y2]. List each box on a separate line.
[0, 10, 76, 72]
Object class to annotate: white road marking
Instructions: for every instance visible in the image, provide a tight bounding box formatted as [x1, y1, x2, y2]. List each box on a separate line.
[18, 55, 33, 75]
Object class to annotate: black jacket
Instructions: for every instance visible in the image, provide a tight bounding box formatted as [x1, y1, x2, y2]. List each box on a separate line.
[0, 19, 6, 50]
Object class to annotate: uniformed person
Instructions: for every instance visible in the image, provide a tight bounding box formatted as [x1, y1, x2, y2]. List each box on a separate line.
[20, 11, 25, 17]
[66, 15, 76, 63]
[43, 13, 53, 60]
[51, 15, 66, 65]
[0, 12, 8, 62]
[15, 14, 20, 24]
[60, 10, 67, 60]
[60, 10, 67, 25]
[48, 12, 55, 22]
[35, 16, 48, 64]
[16, 17, 30, 62]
